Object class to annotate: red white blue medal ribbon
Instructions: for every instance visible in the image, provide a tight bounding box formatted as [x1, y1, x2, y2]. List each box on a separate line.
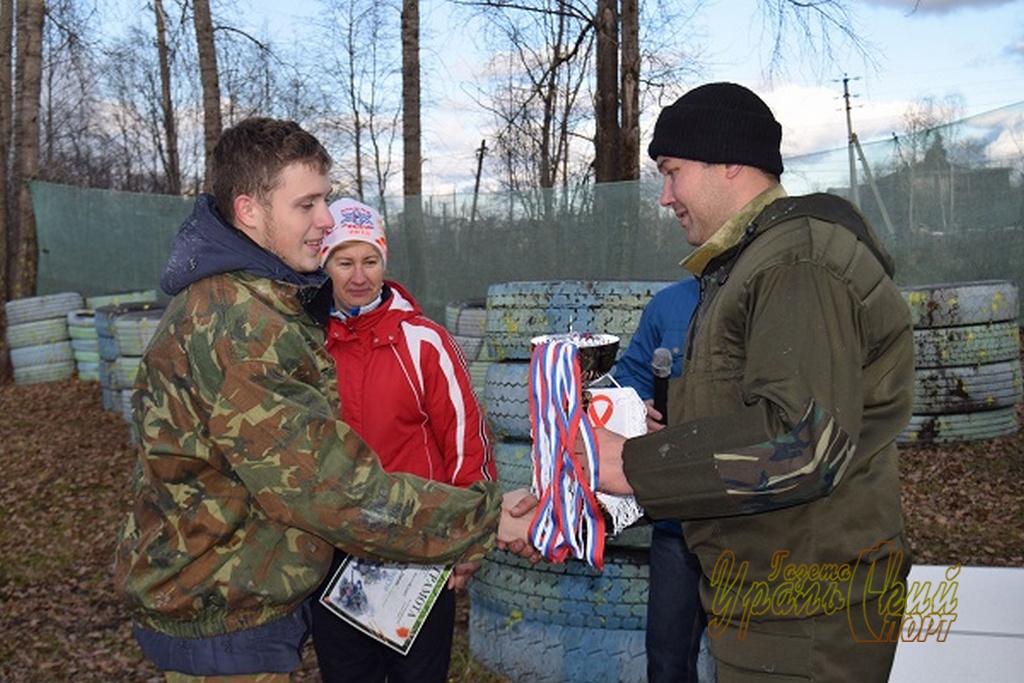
[528, 340, 606, 569]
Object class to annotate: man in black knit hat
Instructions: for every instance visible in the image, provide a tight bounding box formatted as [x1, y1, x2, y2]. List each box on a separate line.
[587, 82, 915, 681]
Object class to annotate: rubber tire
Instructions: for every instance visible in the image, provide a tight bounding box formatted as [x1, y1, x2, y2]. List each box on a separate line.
[71, 337, 99, 354]
[913, 360, 1023, 414]
[13, 360, 75, 385]
[98, 335, 120, 362]
[9, 341, 74, 368]
[484, 281, 671, 360]
[68, 324, 99, 340]
[5, 318, 69, 349]
[114, 308, 165, 356]
[73, 350, 101, 364]
[913, 321, 1020, 368]
[900, 280, 1018, 328]
[454, 334, 483, 361]
[85, 289, 159, 310]
[115, 356, 142, 388]
[94, 301, 162, 338]
[484, 361, 532, 440]
[898, 406, 1019, 444]
[468, 548, 648, 683]
[5, 292, 84, 325]
[66, 309, 96, 328]
[467, 360, 492, 396]
[445, 299, 488, 337]
[77, 361, 100, 382]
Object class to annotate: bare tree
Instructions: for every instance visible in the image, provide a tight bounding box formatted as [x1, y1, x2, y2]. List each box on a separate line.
[154, 0, 181, 194]
[10, 0, 44, 299]
[401, 0, 426, 296]
[0, 0, 12, 381]
[593, 0, 619, 182]
[319, 0, 402, 206]
[892, 95, 967, 235]
[467, 0, 869, 189]
[474, 0, 594, 201]
[193, 0, 220, 191]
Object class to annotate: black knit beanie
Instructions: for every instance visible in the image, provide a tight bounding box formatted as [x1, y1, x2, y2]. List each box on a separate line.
[647, 82, 784, 175]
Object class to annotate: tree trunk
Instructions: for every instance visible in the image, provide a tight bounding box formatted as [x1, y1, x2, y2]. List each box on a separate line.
[593, 0, 620, 183]
[193, 0, 221, 191]
[401, 0, 425, 298]
[155, 0, 181, 194]
[620, 0, 639, 181]
[343, 19, 365, 199]
[11, 0, 44, 300]
[0, 0, 13, 382]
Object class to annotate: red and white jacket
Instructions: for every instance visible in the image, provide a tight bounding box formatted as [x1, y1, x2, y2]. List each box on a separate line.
[325, 281, 495, 487]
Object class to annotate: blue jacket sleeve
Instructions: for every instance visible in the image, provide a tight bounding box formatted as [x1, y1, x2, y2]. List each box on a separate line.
[612, 278, 700, 401]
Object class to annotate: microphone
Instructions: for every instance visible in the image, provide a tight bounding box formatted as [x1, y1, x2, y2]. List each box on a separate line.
[651, 347, 672, 426]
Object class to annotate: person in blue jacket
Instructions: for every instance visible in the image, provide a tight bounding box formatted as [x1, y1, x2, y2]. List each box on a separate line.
[613, 277, 708, 683]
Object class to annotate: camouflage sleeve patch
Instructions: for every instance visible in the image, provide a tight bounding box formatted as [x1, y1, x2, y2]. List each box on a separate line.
[713, 400, 854, 514]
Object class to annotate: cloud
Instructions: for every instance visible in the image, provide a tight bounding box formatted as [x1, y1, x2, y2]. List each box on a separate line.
[759, 83, 910, 156]
[861, 0, 1017, 15]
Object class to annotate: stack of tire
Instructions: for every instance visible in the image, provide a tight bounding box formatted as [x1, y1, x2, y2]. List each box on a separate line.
[66, 309, 100, 381]
[92, 294, 160, 404]
[469, 280, 671, 683]
[5, 292, 83, 385]
[899, 280, 1022, 444]
[95, 301, 164, 445]
[444, 298, 493, 396]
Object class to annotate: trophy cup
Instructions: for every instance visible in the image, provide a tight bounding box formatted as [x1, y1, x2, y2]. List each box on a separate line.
[529, 331, 621, 403]
[526, 331, 646, 568]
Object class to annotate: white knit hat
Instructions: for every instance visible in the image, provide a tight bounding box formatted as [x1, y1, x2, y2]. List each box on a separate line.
[318, 198, 388, 268]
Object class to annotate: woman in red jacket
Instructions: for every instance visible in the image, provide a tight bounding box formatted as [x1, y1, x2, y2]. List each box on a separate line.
[310, 198, 496, 683]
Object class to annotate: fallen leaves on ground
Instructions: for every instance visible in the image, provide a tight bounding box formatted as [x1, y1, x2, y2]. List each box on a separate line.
[1, 379, 1020, 681]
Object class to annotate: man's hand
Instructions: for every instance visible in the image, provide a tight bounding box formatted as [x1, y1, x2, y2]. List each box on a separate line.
[496, 488, 542, 563]
[577, 426, 635, 496]
[644, 399, 666, 433]
[447, 561, 480, 591]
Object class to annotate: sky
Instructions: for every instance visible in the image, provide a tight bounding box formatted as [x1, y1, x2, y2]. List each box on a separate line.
[239, 0, 1024, 193]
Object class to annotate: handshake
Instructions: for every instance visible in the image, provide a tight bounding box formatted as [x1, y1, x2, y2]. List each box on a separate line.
[494, 489, 543, 563]
[493, 425, 635, 565]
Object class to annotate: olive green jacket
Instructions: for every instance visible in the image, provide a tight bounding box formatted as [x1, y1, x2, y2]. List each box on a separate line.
[114, 272, 501, 638]
[623, 188, 914, 677]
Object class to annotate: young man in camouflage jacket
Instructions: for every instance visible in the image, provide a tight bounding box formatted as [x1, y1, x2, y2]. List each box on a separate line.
[114, 117, 536, 680]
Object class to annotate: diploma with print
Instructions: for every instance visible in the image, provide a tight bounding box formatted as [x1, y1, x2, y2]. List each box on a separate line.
[319, 556, 452, 654]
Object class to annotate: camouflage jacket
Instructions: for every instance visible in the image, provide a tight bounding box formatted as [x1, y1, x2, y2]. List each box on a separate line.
[114, 269, 501, 639]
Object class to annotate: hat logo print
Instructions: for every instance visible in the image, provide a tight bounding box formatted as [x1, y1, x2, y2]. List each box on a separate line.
[340, 208, 381, 235]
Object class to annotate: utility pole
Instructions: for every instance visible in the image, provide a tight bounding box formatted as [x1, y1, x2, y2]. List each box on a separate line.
[842, 75, 860, 206]
[470, 140, 487, 228]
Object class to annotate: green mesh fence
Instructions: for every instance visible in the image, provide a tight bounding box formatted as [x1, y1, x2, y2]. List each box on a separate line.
[32, 181, 192, 302]
[30, 102, 1024, 321]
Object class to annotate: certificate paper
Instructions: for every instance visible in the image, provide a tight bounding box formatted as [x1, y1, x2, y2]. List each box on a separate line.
[319, 557, 452, 654]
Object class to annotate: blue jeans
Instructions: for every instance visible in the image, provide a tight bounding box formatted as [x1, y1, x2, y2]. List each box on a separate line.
[647, 523, 707, 683]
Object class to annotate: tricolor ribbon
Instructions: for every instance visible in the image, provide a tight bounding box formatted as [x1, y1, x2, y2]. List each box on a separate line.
[527, 340, 606, 569]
